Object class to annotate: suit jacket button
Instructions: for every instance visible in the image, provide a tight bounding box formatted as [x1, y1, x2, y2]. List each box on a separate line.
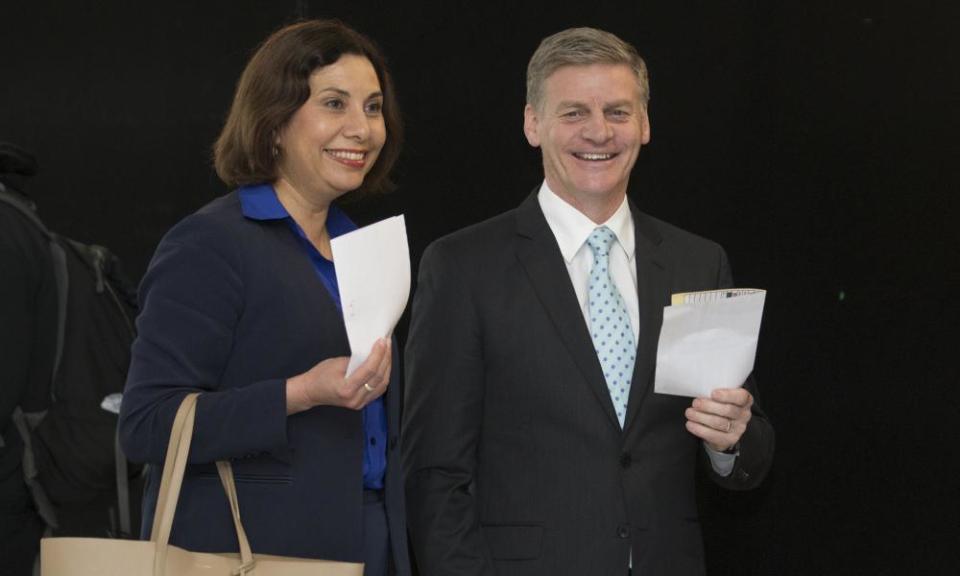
[620, 453, 632, 468]
[617, 524, 630, 539]
[389, 436, 398, 450]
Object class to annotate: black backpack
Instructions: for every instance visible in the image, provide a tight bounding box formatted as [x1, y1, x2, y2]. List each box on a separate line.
[0, 186, 139, 537]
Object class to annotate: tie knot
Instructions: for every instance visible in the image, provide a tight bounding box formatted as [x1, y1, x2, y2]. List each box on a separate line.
[586, 226, 616, 259]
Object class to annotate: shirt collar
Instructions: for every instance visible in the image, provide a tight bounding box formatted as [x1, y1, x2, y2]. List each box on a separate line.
[537, 181, 635, 263]
[238, 183, 357, 237]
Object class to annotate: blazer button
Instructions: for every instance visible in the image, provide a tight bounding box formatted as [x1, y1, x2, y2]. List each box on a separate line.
[617, 524, 630, 539]
[389, 436, 398, 451]
[620, 453, 632, 468]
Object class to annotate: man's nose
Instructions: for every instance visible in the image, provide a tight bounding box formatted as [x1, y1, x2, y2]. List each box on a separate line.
[581, 112, 614, 143]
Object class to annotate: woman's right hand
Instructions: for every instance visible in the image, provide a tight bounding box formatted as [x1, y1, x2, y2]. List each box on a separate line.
[285, 338, 391, 414]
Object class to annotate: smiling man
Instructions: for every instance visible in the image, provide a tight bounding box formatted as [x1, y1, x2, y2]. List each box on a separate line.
[403, 28, 774, 576]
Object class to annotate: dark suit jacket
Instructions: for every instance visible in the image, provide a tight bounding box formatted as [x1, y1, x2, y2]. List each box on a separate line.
[403, 193, 773, 576]
[118, 191, 410, 574]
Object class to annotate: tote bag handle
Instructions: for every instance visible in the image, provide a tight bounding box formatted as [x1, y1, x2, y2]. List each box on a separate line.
[149, 394, 256, 574]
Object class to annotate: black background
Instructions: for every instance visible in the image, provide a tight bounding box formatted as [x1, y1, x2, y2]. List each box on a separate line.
[3, 1, 958, 573]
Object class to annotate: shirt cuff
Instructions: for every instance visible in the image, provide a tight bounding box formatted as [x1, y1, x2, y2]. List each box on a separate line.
[704, 442, 737, 477]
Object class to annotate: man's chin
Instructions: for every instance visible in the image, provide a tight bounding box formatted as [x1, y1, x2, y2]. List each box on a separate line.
[570, 180, 628, 201]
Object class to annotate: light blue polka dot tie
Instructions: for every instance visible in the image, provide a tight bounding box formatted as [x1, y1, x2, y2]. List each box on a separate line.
[586, 226, 636, 428]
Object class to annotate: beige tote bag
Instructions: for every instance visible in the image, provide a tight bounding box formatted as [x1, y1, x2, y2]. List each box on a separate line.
[41, 393, 363, 575]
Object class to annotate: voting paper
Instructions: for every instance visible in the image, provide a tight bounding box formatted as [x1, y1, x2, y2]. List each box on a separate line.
[330, 215, 411, 376]
[654, 288, 766, 397]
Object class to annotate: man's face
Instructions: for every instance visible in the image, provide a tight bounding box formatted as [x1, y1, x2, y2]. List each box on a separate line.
[524, 63, 650, 216]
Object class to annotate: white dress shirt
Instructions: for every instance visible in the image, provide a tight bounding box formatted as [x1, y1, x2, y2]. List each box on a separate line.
[537, 182, 639, 344]
[537, 182, 735, 476]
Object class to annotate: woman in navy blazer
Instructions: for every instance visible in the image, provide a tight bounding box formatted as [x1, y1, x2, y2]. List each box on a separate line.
[118, 20, 409, 576]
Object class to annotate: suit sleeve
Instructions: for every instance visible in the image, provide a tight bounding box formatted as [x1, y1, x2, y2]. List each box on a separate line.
[403, 241, 497, 576]
[708, 246, 775, 490]
[118, 226, 288, 466]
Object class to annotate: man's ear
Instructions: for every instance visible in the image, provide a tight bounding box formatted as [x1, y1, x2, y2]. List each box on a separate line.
[523, 104, 541, 147]
[640, 105, 651, 145]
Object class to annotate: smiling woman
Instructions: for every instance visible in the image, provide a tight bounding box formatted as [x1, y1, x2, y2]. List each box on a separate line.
[273, 54, 387, 244]
[214, 21, 402, 200]
[118, 19, 410, 576]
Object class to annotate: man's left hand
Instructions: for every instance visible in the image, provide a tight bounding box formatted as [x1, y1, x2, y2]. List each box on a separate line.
[684, 387, 753, 452]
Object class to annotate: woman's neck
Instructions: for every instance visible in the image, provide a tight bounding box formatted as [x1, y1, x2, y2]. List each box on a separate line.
[273, 177, 334, 259]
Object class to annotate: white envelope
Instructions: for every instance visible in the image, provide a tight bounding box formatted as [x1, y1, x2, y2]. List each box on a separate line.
[654, 289, 766, 397]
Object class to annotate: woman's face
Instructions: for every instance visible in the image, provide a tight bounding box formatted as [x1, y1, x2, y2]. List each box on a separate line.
[275, 54, 386, 202]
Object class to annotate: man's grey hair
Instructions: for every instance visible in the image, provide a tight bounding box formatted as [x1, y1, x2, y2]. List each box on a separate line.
[526, 27, 650, 110]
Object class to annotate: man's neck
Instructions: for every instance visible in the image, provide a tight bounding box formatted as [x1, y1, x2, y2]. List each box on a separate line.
[544, 180, 627, 224]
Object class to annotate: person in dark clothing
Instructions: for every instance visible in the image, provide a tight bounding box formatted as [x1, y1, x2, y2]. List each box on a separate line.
[0, 143, 57, 576]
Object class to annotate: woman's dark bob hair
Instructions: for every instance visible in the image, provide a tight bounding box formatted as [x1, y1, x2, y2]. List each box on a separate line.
[214, 20, 402, 198]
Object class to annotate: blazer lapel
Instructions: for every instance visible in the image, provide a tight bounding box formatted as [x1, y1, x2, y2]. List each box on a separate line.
[623, 203, 669, 433]
[513, 193, 622, 431]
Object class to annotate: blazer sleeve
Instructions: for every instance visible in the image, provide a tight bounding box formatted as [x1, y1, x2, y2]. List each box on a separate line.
[403, 240, 497, 576]
[707, 247, 775, 490]
[118, 222, 288, 466]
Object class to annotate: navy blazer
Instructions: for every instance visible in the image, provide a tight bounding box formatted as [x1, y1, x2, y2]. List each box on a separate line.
[119, 191, 409, 573]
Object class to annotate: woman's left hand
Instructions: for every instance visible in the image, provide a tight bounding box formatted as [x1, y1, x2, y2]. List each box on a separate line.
[286, 338, 391, 414]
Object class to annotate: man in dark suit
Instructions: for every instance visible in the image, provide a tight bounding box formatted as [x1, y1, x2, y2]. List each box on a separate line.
[0, 144, 54, 576]
[403, 28, 774, 576]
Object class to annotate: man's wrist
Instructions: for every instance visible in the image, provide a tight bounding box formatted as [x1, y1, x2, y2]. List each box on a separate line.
[721, 441, 741, 455]
[703, 442, 737, 477]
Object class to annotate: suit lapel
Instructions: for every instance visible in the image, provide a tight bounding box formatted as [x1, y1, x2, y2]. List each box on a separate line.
[623, 204, 669, 433]
[513, 194, 622, 431]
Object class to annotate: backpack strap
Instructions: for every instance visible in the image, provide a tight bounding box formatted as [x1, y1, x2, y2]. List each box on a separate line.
[10, 407, 59, 528]
[0, 183, 48, 233]
[47, 244, 68, 399]
[0, 185, 69, 394]
[113, 428, 131, 537]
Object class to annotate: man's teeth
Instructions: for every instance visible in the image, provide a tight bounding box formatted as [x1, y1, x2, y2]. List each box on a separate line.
[327, 150, 366, 160]
[576, 153, 614, 160]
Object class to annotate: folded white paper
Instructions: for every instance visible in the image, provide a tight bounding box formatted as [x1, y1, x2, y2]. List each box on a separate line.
[654, 289, 766, 398]
[330, 215, 411, 376]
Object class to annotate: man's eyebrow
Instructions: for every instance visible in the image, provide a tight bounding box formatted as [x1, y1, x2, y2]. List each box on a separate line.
[556, 100, 588, 109]
[554, 99, 636, 110]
